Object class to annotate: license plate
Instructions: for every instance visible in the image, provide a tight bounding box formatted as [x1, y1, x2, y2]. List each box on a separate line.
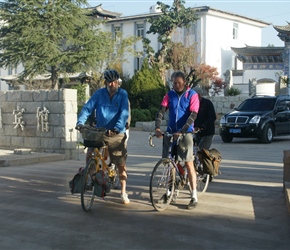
[229, 128, 241, 133]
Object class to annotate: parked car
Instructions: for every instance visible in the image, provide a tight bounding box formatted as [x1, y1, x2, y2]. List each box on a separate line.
[219, 95, 290, 143]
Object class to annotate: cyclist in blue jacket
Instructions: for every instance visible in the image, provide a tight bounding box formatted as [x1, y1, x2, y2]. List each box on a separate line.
[155, 71, 200, 209]
[76, 69, 130, 205]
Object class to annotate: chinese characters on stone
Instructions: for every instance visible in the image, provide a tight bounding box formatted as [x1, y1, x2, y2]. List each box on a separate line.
[36, 107, 50, 132]
[12, 106, 50, 132]
[13, 106, 26, 130]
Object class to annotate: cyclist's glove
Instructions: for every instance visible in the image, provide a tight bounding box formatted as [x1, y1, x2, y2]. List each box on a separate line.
[75, 124, 83, 131]
[106, 128, 119, 136]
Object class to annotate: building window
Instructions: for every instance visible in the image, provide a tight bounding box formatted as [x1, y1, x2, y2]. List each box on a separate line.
[233, 23, 238, 40]
[135, 57, 143, 71]
[136, 24, 144, 37]
[114, 26, 121, 41]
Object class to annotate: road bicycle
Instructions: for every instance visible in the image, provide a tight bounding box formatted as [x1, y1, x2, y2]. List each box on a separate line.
[148, 132, 210, 211]
[77, 125, 120, 212]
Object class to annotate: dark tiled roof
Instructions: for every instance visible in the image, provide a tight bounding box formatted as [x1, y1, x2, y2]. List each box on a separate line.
[231, 45, 284, 55]
[231, 45, 284, 63]
[273, 22, 290, 34]
[86, 4, 122, 18]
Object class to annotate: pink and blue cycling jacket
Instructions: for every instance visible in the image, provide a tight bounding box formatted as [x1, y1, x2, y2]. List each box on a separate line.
[161, 87, 199, 133]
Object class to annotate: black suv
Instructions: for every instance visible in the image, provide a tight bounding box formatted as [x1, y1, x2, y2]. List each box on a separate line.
[219, 95, 290, 143]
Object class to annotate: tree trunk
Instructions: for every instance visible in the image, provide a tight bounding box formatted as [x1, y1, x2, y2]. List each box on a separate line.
[51, 66, 58, 90]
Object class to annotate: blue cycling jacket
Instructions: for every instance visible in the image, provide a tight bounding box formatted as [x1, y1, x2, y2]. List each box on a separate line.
[77, 87, 129, 134]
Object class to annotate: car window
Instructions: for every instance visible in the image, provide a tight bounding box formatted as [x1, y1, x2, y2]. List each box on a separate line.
[287, 101, 290, 110]
[276, 100, 290, 111]
[237, 98, 276, 111]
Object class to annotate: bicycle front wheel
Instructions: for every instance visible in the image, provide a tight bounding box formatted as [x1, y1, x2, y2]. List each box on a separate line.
[81, 159, 97, 212]
[196, 172, 209, 196]
[108, 164, 120, 189]
[149, 159, 176, 211]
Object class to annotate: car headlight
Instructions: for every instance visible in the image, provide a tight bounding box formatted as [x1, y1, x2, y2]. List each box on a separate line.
[220, 115, 226, 124]
[249, 115, 261, 124]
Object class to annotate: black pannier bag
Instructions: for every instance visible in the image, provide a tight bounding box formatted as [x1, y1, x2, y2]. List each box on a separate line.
[69, 167, 84, 194]
[198, 148, 222, 176]
[81, 127, 106, 148]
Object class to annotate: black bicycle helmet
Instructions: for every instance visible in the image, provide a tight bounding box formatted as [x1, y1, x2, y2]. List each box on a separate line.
[104, 69, 120, 83]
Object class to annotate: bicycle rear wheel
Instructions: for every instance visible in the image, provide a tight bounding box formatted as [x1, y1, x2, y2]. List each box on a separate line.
[149, 159, 176, 211]
[196, 172, 209, 196]
[81, 159, 97, 212]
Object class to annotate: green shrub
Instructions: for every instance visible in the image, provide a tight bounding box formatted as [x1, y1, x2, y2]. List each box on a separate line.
[131, 109, 152, 126]
[149, 107, 159, 120]
[227, 86, 241, 96]
[127, 61, 166, 110]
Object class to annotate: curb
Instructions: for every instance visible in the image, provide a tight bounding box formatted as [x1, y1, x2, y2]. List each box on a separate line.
[285, 181, 290, 215]
[0, 153, 65, 167]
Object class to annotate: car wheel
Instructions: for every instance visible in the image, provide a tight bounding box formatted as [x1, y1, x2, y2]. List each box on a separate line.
[261, 124, 273, 143]
[221, 136, 233, 143]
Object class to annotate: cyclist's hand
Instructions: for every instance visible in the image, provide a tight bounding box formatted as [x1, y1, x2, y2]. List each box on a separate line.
[194, 127, 200, 133]
[106, 130, 114, 136]
[75, 124, 83, 132]
[155, 128, 163, 138]
[106, 129, 118, 136]
[125, 122, 130, 130]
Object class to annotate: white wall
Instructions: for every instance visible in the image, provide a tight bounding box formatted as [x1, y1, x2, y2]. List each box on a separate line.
[243, 70, 277, 83]
[201, 12, 264, 77]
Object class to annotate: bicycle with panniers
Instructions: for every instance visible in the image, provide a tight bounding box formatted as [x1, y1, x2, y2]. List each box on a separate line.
[75, 125, 120, 212]
[148, 132, 210, 211]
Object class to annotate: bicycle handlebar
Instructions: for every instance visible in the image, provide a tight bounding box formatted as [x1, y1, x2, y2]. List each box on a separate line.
[75, 125, 118, 136]
[148, 132, 181, 147]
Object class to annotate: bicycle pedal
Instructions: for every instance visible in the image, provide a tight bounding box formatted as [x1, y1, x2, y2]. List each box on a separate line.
[171, 198, 176, 204]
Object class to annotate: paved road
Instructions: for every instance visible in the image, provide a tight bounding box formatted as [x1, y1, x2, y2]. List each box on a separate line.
[0, 131, 290, 249]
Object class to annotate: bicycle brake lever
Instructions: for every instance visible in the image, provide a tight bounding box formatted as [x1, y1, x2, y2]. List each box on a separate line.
[148, 133, 155, 147]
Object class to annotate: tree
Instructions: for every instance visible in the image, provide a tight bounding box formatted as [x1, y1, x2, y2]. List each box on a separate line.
[210, 77, 227, 96]
[166, 42, 197, 73]
[126, 60, 167, 110]
[143, 0, 198, 83]
[194, 64, 219, 94]
[88, 31, 141, 93]
[0, 0, 106, 89]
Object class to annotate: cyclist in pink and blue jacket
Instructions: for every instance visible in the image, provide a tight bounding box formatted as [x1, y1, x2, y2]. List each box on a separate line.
[155, 71, 200, 209]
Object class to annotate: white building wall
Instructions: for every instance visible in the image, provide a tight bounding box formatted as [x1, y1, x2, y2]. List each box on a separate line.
[200, 12, 264, 78]
[105, 10, 267, 81]
[243, 70, 277, 82]
[233, 69, 278, 95]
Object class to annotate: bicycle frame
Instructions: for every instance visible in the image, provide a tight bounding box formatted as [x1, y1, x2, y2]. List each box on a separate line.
[78, 126, 120, 212]
[149, 133, 189, 188]
[91, 146, 116, 177]
[149, 132, 210, 211]
[149, 133, 184, 178]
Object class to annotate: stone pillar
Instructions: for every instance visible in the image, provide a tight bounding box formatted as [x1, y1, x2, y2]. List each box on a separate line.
[284, 42, 290, 95]
[284, 150, 290, 183]
[283, 150, 290, 215]
[0, 89, 77, 160]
